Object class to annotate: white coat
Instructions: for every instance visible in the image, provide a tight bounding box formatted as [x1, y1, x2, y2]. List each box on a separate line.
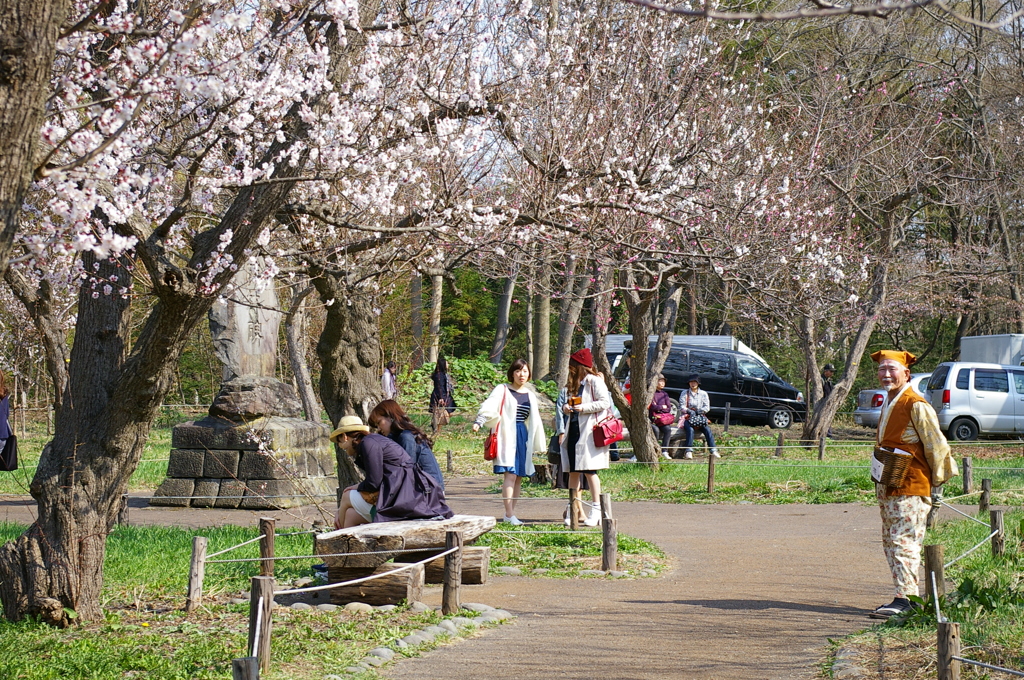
[476, 384, 546, 476]
[560, 374, 612, 471]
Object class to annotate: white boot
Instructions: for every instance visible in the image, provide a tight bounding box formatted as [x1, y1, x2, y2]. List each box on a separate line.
[584, 505, 601, 527]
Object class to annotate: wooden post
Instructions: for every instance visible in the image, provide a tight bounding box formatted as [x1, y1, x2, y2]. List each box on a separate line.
[817, 436, 826, 461]
[232, 657, 259, 680]
[774, 432, 784, 458]
[990, 509, 1005, 557]
[442, 530, 463, 615]
[186, 536, 208, 612]
[259, 518, 275, 577]
[116, 495, 129, 526]
[602, 517, 618, 572]
[723, 402, 731, 433]
[924, 544, 945, 601]
[706, 453, 716, 493]
[926, 502, 940, 530]
[979, 479, 991, 515]
[937, 621, 961, 680]
[962, 457, 973, 495]
[248, 576, 274, 673]
[446, 449, 453, 473]
[568, 489, 580, 531]
[599, 492, 613, 521]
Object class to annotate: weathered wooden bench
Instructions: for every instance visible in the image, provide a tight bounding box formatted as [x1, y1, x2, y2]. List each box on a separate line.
[315, 514, 495, 605]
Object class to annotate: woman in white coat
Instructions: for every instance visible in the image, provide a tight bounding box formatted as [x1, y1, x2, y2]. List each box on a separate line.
[560, 348, 611, 527]
[473, 358, 547, 525]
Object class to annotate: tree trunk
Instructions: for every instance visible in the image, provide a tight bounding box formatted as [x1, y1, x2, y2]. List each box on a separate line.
[0, 0, 72, 273]
[525, 279, 534, 370]
[285, 282, 322, 422]
[3, 267, 69, 412]
[553, 259, 591, 389]
[410, 273, 424, 368]
[489, 275, 516, 364]
[533, 258, 551, 380]
[311, 268, 382, 488]
[426, 274, 443, 364]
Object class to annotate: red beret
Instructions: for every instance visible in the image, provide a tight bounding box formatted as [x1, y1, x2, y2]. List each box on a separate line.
[570, 348, 593, 368]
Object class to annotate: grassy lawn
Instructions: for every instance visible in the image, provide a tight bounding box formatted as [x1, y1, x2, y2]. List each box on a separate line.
[824, 508, 1024, 679]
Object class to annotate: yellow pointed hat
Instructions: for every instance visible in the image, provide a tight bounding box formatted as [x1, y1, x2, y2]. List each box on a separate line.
[870, 350, 917, 368]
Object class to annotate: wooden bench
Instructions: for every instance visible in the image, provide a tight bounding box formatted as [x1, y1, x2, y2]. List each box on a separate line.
[315, 514, 495, 605]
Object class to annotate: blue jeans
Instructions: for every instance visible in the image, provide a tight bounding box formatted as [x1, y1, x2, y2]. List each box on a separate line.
[683, 422, 715, 451]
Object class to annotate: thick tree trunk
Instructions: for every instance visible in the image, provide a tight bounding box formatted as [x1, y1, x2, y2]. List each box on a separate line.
[0, 0, 72, 272]
[426, 274, 443, 364]
[285, 282, 322, 422]
[533, 258, 551, 380]
[489, 276, 516, 364]
[552, 259, 591, 389]
[311, 268, 382, 488]
[525, 280, 534, 370]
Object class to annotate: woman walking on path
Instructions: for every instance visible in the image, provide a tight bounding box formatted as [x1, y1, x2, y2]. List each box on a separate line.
[559, 348, 611, 527]
[429, 355, 457, 435]
[331, 415, 452, 529]
[649, 373, 675, 459]
[0, 371, 10, 456]
[681, 374, 719, 460]
[368, 399, 445, 490]
[472, 358, 546, 525]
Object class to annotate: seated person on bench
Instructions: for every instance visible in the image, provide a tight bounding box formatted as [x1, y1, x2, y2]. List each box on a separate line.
[331, 416, 453, 529]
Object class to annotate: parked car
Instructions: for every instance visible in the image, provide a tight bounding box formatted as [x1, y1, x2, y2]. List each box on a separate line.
[924, 362, 1024, 440]
[616, 341, 806, 428]
[853, 373, 931, 429]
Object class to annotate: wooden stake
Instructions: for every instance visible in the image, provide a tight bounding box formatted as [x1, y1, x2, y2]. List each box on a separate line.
[723, 402, 731, 433]
[446, 449, 453, 473]
[817, 436, 826, 461]
[990, 509, 1005, 557]
[774, 432, 784, 458]
[259, 518, 275, 577]
[442, 530, 463, 615]
[600, 492, 613, 521]
[248, 576, 274, 673]
[568, 489, 580, 531]
[116, 495, 129, 526]
[232, 657, 259, 680]
[186, 536, 208, 612]
[926, 502, 940, 530]
[924, 544, 945, 601]
[979, 479, 991, 516]
[937, 621, 961, 680]
[962, 457, 973, 495]
[601, 518, 618, 571]
[706, 453, 716, 493]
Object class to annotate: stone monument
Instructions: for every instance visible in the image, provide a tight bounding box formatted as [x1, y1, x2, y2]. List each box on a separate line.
[151, 260, 335, 509]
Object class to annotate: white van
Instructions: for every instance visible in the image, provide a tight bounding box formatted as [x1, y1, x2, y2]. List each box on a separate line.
[924, 362, 1024, 440]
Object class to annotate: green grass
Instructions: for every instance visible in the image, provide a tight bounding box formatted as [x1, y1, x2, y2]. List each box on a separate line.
[0, 522, 499, 680]
[476, 524, 667, 576]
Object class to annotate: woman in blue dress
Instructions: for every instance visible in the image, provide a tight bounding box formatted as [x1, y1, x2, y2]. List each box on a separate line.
[472, 359, 546, 525]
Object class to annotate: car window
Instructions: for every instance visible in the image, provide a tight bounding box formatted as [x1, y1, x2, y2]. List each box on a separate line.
[928, 365, 949, 391]
[690, 350, 730, 376]
[736, 357, 771, 380]
[974, 369, 1009, 393]
[664, 351, 687, 372]
[956, 369, 970, 390]
[1012, 371, 1024, 395]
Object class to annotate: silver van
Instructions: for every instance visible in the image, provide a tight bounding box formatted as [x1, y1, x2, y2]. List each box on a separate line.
[924, 362, 1024, 440]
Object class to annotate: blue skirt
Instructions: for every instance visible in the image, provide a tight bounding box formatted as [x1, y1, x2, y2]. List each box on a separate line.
[494, 422, 530, 477]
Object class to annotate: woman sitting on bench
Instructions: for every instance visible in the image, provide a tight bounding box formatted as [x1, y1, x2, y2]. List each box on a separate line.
[332, 416, 453, 529]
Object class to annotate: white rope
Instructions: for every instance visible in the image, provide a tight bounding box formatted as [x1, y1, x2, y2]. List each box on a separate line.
[944, 530, 998, 569]
[207, 547, 438, 565]
[207, 535, 264, 558]
[273, 547, 458, 595]
[952, 657, 1024, 677]
[251, 596, 264, 657]
[936, 501, 993, 527]
[491, 529, 601, 534]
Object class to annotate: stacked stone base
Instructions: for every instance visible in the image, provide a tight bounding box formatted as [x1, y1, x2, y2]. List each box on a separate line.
[151, 416, 335, 509]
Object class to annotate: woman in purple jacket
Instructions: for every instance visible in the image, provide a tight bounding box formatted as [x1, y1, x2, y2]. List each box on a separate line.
[648, 374, 675, 459]
[331, 416, 453, 529]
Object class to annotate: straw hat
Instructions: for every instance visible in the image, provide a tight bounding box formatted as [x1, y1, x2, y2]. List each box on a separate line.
[329, 415, 370, 442]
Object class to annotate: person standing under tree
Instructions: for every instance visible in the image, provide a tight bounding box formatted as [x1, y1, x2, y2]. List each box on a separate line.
[0, 371, 10, 457]
[429, 355, 457, 434]
[868, 350, 957, 618]
[381, 361, 399, 401]
[559, 348, 611, 527]
[821, 363, 836, 438]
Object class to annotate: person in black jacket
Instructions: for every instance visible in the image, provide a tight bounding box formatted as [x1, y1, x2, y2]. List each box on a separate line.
[429, 355, 457, 434]
[368, 399, 445, 490]
[331, 415, 452, 529]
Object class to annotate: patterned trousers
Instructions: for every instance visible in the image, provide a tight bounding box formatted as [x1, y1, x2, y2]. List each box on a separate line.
[877, 489, 930, 599]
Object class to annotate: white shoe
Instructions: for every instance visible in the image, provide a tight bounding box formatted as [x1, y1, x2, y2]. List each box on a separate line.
[661, 451, 671, 459]
[710, 449, 721, 458]
[684, 450, 693, 460]
[503, 515, 524, 526]
[564, 512, 572, 526]
[584, 510, 601, 527]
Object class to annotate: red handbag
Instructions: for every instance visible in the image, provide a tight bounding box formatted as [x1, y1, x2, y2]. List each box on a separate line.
[593, 414, 624, 447]
[653, 411, 675, 426]
[483, 388, 508, 461]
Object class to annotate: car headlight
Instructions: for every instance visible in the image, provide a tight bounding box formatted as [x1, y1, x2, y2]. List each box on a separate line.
[797, 392, 804, 402]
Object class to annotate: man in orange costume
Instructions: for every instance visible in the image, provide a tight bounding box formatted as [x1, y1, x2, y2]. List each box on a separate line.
[869, 350, 957, 618]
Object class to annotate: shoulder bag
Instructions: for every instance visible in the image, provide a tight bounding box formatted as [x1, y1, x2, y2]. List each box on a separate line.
[483, 388, 508, 461]
[590, 379, 624, 447]
[0, 434, 17, 472]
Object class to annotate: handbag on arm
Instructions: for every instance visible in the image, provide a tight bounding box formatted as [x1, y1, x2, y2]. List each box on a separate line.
[483, 388, 508, 461]
[589, 379, 624, 447]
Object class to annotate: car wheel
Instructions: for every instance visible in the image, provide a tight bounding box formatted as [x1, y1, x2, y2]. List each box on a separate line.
[948, 418, 978, 441]
[768, 407, 793, 429]
[669, 398, 681, 421]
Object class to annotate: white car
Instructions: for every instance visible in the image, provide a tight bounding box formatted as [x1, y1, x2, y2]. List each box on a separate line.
[925, 362, 1024, 440]
[853, 373, 931, 428]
